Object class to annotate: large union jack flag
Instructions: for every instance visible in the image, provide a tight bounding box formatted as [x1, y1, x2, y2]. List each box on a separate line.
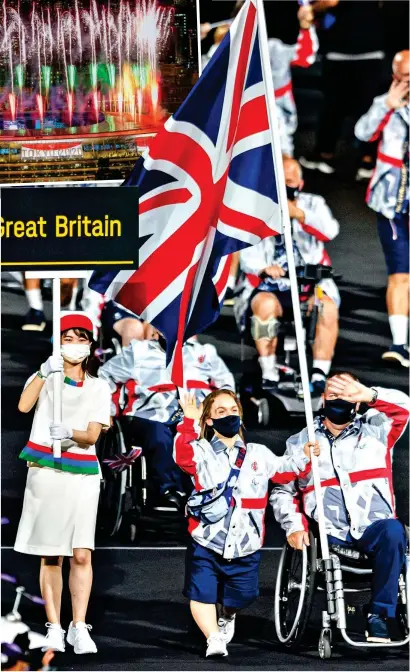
[89, 0, 283, 386]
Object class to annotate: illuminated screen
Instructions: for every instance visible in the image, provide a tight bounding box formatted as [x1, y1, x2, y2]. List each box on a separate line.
[0, 0, 199, 139]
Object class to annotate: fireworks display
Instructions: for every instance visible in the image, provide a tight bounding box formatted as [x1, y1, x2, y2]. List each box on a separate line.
[0, 0, 175, 132]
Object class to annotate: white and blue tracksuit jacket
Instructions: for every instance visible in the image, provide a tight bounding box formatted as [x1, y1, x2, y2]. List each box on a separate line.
[355, 94, 409, 219]
[174, 418, 311, 559]
[98, 338, 235, 423]
[269, 25, 318, 147]
[271, 387, 410, 542]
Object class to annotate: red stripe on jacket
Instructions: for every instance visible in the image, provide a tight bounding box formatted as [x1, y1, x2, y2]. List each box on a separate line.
[371, 396, 409, 511]
[302, 467, 391, 496]
[241, 495, 268, 509]
[275, 81, 293, 99]
[174, 417, 202, 490]
[377, 150, 403, 168]
[371, 396, 410, 450]
[291, 28, 314, 68]
[271, 460, 311, 485]
[302, 222, 331, 242]
[368, 109, 394, 142]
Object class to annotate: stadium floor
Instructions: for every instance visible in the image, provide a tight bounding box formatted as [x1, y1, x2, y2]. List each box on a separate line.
[1, 167, 409, 670]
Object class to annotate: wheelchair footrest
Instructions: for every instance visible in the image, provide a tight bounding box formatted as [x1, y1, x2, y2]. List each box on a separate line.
[330, 544, 369, 564]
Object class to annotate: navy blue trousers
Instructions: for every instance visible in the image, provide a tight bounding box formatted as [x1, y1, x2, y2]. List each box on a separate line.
[120, 416, 184, 495]
[329, 519, 407, 618]
[377, 211, 409, 276]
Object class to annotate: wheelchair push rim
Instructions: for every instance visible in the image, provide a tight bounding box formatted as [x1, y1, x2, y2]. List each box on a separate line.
[274, 532, 316, 646]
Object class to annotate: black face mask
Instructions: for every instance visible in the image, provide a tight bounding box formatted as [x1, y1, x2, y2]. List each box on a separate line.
[286, 185, 300, 201]
[211, 415, 241, 438]
[322, 399, 357, 425]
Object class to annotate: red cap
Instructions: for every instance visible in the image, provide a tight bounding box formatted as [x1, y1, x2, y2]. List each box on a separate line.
[61, 313, 94, 334]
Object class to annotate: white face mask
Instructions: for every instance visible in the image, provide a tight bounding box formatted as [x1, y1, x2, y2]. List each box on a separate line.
[61, 343, 91, 364]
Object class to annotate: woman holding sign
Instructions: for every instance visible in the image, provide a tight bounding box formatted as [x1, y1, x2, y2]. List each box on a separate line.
[14, 313, 111, 656]
[174, 389, 319, 658]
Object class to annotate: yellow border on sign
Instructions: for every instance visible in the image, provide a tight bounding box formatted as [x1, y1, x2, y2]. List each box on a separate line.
[0, 261, 134, 266]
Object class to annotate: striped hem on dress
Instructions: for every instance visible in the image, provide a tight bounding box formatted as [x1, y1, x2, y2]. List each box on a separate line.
[19, 440, 99, 475]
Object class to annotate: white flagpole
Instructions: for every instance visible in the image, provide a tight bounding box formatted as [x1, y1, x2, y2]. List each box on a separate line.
[255, 0, 329, 560]
[52, 277, 62, 459]
[208, 19, 234, 30]
[195, 0, 203, 77]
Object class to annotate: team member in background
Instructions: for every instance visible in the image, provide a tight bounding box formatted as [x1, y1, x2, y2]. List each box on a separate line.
[98, 329, 235, 510]
[14, 313, 111, 655]
[233, 0, 317, 157]
[300, 0, 385, 178]
[235, 158, 339, 390]
[175, 389, 319, 658]
[272, 372, 409, 643]
[267, 2, 318, 157]
[21, 276, 79, 332]
[355, 51, 409, 367]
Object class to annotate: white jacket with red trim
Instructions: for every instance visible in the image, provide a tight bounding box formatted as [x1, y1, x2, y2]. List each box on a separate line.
[174, 417, 311, 559]
[269, 27, 318, 143]
[233, 192, 340, 332]
[355, 95, 409, 219]
[271, 387, 410, 542]
[98, 338, 235, 422]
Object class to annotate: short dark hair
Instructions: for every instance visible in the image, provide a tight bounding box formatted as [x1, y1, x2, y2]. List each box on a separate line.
[327, 370, 360, 383]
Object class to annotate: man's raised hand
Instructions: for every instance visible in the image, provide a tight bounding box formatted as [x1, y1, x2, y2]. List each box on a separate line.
[386, 79, 409, 110]
[327, 374, 373, 403]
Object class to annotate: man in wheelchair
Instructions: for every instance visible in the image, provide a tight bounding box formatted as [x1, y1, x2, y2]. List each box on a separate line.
[271, 372, 410, 643]
[98, 326, 235, 510]
[234, 158, 340, 393]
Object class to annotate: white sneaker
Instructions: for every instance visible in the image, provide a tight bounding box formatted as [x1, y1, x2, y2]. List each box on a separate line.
[42, 623, 66, 652]
[206, 633, 228, 657]
[67, 621, 97, 654]
[218, 614, 236, 644]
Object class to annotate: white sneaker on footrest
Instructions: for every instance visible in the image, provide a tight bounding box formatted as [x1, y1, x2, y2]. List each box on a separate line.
[67, 621, 97, 654]
[42, 623, 66, 652]
[206, 633, 228, 657]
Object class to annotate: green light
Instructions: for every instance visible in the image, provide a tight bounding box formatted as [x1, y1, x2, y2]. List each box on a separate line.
[15, 64, 24, 89]
[41, 65, 52, 92]
[89, 63, 98, 89]
[106, 63, 116, 88]
[67, 65, 76, 91]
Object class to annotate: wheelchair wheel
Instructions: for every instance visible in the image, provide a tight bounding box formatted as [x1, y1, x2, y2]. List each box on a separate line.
[318, 628, 332, 659]
[257, 398, 270, 427]
[97, 419, 127, 538]
[274, 531, 317, 648]
[396, 560, 409, 639]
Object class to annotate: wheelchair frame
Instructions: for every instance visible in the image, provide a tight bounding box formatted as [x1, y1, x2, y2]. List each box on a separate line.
[97, 416, 182, 541]
[274, 530, 410, 659]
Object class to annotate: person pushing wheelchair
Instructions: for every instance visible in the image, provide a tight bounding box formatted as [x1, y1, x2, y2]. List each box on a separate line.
[271, 372, 409, 643]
